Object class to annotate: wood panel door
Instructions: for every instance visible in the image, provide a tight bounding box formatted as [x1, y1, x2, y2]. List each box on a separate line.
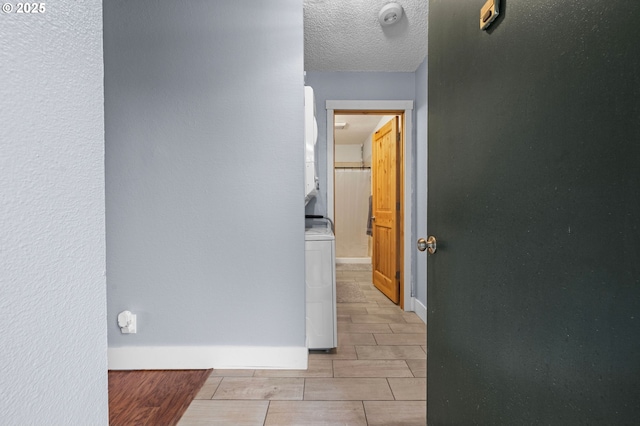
[372, 117, 400, 304]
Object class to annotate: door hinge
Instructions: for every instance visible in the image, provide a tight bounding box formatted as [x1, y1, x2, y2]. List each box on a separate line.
[395, 271, 400, 280]
[397, 133, 400, 143]
[396, 201, 401, 211]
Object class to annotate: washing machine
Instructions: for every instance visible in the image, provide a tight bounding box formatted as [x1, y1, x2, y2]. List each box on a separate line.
[305, 221, 337, 350]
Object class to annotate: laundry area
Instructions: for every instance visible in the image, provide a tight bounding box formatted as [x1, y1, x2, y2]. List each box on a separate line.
[304, 217, 337, 350]
[304, 86, 337, 351]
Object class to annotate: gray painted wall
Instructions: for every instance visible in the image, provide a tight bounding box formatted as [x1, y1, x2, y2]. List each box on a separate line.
[415, 57, 428, 308]
[104, 0, 305, 347]
[305, 71, 421, 307]
[304, 72, 416, 218]
[0, 2, 108, 424]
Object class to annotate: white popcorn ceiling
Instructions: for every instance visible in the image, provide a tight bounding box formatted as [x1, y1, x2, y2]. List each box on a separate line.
[304, 0, 428, 72]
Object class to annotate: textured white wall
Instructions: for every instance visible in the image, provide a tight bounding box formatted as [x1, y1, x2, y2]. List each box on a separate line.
[104, 0, 305, 352]
[0, 2, 107, 424]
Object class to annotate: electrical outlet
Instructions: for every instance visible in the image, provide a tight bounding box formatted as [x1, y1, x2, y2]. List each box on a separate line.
[118, 310, 137, 334]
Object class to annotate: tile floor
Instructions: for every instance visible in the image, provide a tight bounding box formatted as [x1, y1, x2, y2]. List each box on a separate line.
[179, 265, 426, 425]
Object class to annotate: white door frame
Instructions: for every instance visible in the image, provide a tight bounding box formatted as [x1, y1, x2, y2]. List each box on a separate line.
[326, 100, 414, 311]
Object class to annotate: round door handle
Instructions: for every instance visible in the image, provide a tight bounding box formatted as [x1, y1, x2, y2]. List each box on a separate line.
[417, 237, 437, 254]
[426, 235, 437, 254]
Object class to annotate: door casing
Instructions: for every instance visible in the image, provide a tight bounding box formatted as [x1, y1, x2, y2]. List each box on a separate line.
[325, 100, 414, 310]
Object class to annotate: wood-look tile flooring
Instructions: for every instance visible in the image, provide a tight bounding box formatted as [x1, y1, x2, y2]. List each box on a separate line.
[179, 266, 426, 425]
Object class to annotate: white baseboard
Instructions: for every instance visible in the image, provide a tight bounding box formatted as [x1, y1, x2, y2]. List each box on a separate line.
[336, 257, 371, 264]
[412, 297, 426, 324]
[108, 345, 308, 370]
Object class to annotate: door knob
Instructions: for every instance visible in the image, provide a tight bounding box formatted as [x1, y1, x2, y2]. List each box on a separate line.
[417, 237, 437, 254]
[426, 235, 437, 254]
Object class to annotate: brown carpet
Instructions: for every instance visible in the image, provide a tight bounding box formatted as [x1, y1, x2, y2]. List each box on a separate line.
[109, 369, 211, 426]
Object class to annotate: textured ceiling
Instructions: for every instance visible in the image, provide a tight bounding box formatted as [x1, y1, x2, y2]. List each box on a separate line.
[304, 0, 428, 72]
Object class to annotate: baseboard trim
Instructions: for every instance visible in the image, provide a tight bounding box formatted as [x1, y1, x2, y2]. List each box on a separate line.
[336, 257, 371, 264]
[412, 297, 426, 324]
[108, 345, 308, 370]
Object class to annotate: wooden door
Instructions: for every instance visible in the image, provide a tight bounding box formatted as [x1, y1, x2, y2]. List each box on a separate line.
[427, 0, 640, 424]
[372, 117, 400, 304]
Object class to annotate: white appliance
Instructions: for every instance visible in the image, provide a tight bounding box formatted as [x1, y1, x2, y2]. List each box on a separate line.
[305, 221, 337, 350]
[304, 86, 318, 205]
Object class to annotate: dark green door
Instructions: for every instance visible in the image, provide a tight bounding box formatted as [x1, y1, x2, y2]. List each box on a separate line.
[427, 0, 640, 424]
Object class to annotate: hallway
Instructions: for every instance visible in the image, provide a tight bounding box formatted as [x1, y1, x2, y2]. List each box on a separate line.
[178, 265, 426, 425]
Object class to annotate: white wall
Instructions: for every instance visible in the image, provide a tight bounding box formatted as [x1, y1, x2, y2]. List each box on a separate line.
[335, 144, 363, 164]
[0, 1, 108, 423]
[104, 0, 306, 369]
[363, 141, 373, 167]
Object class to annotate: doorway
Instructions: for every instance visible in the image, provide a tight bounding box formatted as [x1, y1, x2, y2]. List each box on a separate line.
[334, 113, 402, 303]
[325, 100, 414, 310]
